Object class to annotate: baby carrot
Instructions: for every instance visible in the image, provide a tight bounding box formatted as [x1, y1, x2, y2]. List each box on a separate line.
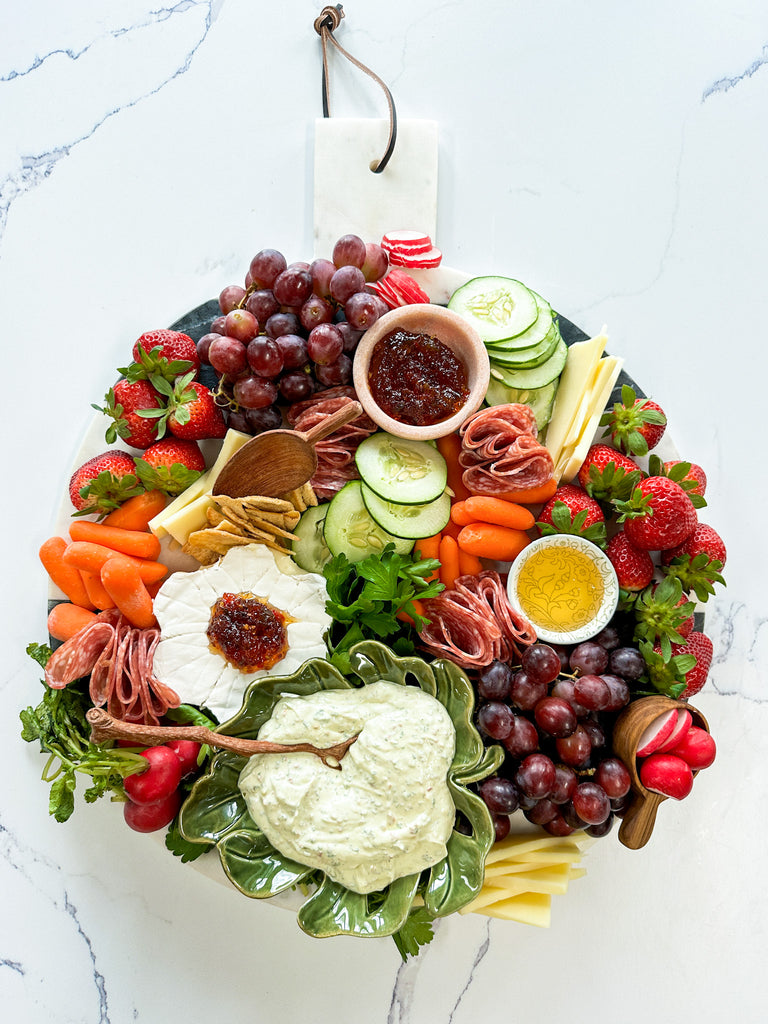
[449, 500, 475, 527]
[396, 598, 426, 627]
[440, 516, 462, 540]
[100, 555, 156, 629]
[436, 432, 471, 501]
[458, 550, 483, 576]
[63, 541, 168, 584]
[39, 536, 95, 609]
[414, 532, 442, 583]
[80, 569, 116, 611]
[69, 520, 162, 560]
[439, 534, 461, 589]
[47, 603, 99, 641]
[463, 496, 536, 531]
[457, 523, 531, 562]
[491, 477, 558, 505]
[102, 490, 167, 532]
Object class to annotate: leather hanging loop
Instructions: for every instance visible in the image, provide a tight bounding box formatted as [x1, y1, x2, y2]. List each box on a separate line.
[313, 5, 398, 174]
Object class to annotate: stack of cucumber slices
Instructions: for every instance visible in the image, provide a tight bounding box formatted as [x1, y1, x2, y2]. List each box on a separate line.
[292, 434, 451, 571]
[448, 276, 565, 429]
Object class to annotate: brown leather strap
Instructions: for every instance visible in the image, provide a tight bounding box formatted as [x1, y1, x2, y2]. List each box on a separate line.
[314, 5, 398, 173]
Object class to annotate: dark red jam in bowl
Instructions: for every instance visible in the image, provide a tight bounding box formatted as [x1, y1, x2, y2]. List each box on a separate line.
[367, 328, 470, 426]
[207, 592, 288, 672]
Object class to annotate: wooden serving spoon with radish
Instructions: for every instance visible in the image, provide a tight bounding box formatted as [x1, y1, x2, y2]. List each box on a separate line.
[86, 708, 358, 771]
[612, 695, 709, 849]
[212, 398, 363, 499]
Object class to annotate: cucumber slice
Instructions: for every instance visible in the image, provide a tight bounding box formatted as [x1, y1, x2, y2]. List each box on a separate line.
[484, 296, 555, 351]
[448, 276, 538, 342]
[354, 432, 447, 505]
[291, 504, 331, 572]
[361, 484, 451, 539]
[489, 337, 568, 388]
[485, 379, 559, 431]
[323, 481, 414, 563]
[486, 327, 560, 368]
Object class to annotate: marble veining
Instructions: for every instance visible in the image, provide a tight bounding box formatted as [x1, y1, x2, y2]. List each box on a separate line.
[702, 42, 768, 98]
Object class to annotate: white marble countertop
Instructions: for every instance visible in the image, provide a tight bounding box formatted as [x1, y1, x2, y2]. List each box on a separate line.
[2, 2, 766, 1021]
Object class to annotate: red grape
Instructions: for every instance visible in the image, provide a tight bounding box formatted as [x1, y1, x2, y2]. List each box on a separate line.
[554, 724, 592, 767]
[569, 641, 609, 675]
[329, 265, 366, 304]
[551, 764, 578, 804]
[476, 701, 514, 741]
[245, 405, 282, 432]
[336, 321, 363, 353]
[332, 233, 366, 268]
[361, 242, 388, 281]
[594, 758, 631, 799]
[197, 333, 220, 364]
[307, 324, 343, 365]
[224, 309, 258, 342]
[476, 661, 514, 701]
[300, 295, 334, 331]
[510, 669, 548, 710]
[249, 249, 287, 288]
[245, 289, 280, 324]
[609, 646, 646, 680]
[273, 266, 313, 306]
[478, 776, 520, 815]
[315, 354, 352, 386]
[344, 291, 386, 330]
[233, 375, 278, 410]
[515, 753, 556, 800]
[219, 285, 246, 314]
[279, 372, 315, 402]
[246, 336, 284, 378]
[534, 696, 577, 738]
[571, 781, 611, 825]
[503, 715, 539, 758]
[573, 673, 612, 711]
[208, 336, 248, 376]
[310, 258, 336, 298]
[601, 673, 631, 711]
[275, 334, 309, 369]
[524, 798, 561, 826]
[265, 312, 301, 339]
[521, 643, 562, 685]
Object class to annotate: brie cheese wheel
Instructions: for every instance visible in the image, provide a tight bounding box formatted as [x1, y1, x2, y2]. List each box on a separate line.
[152, 545, 332, 722]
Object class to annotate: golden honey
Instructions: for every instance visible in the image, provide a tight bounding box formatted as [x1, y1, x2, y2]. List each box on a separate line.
[515, 544, 605, 632]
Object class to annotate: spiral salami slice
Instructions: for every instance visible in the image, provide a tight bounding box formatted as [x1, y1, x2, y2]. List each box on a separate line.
[287, 388, 377, 498]
[45, 619, 116, 690]
[459, 403, 553, 495]
[418, 571, 536, 668]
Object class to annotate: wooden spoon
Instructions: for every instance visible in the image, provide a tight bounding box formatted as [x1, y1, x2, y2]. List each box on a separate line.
[86, 708, 358, 771]
[212, 399, 363, 498]
[612, 695, 709, 849]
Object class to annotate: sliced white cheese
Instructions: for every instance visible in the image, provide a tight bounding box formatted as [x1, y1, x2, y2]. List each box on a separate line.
[558, 355, 624, 482]
[544, 329, 608, 468]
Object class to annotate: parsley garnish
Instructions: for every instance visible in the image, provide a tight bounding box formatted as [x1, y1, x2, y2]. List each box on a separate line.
[322, 545, 443, 673]
[392, 907, 436, 960]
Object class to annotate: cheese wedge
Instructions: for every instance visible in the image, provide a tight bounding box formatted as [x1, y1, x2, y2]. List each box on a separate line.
[150, 428, 250, 538]
[544, 329, 608, 469]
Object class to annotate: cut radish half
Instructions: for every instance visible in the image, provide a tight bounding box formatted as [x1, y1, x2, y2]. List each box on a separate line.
[639, 753, 694, 800]
[656, 708, 693, 753]
[389, 246, 443, 269]
[636, 709, 678, 758]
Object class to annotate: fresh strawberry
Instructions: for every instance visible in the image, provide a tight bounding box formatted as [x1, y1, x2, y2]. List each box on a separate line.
[646, 631, 713, 699]
[663, 459, 707, 497]
[93, 378, 166, 450]
[600, 384, 666, 456]
[537, 484, 606, 546]
[129, 329, 201, 380]
[660, 523, 727, 603]
[605, 531, 654, 591]
[576, 444, 643, 502]
[633, 576, 697, 660]
[166, 376, 227, 441]
[134, 438, 206, 495]
[615, 476, 697, 551]
[69, 451, 142, 517]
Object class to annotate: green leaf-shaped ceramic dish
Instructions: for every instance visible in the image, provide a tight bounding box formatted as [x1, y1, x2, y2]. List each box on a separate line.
[179, 640, 504, 940]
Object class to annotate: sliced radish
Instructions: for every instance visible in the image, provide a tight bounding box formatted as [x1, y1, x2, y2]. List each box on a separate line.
[381, 230, 432, 255]
[385, 268, 431, 304]
[639, 753, 694, 800]
[656, 708, 693, 753]
[635, 709, 678, 758]
[367, 279, 399, 309]
[669, 726, 716, 770]
[389, 246, 443, 269]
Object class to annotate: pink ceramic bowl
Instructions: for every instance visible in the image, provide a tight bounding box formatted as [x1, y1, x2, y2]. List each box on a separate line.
[352, 303, 490, 440]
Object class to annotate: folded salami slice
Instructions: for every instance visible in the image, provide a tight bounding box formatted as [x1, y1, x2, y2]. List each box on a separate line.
[459, 404, 554, 495]
[45, 620, 117, 690]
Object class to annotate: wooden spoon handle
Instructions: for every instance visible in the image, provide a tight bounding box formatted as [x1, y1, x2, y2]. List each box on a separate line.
[86, 708, 358, 770]
[618, 791, 666, 849]
[298, 400, 363, 446]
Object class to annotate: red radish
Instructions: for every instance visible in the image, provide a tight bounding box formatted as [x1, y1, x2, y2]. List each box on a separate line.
[639, 753, 694, 800]
[389, 246, 443, 269]
[124, 790, 181, 833]
[165, 739, 202, 777]
[655, 708, 693, 753]
[636, 709, 678, 757]
[381, 230, 432, 255]
[670, 727, 716, 770]
[123, 746, 183, 805]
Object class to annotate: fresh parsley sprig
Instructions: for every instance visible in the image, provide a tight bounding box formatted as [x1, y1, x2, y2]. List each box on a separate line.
[322, 545, 443, 673]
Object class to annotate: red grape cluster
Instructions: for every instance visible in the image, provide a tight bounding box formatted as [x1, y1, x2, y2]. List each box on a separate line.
[474, 625, 647, 841]
[199, 235, 390, 434]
